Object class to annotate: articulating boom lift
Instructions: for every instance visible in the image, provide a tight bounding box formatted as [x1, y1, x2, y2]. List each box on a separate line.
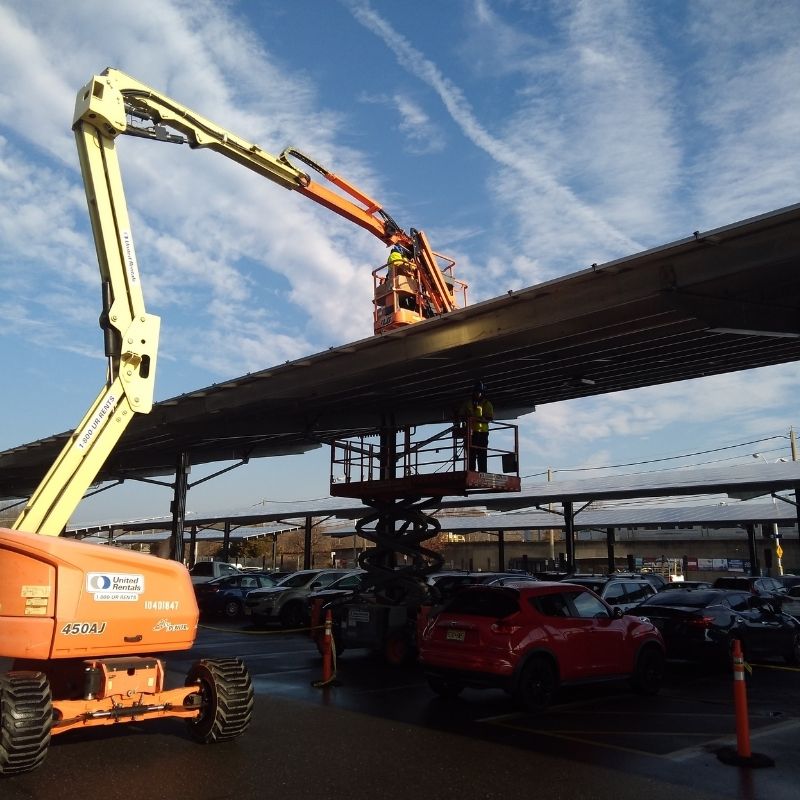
[0, 67, 465, 776]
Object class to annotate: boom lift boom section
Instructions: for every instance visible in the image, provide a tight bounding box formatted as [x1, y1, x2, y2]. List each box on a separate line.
[12, 67, 463, 537]
[0, 68, 469, 775]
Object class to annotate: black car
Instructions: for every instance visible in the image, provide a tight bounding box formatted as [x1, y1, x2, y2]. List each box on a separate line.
[778, 574, 800, 598]
[194, 572, 279, 618]
[636, 588, 800, 665]
[562, 575, 657, 612]
[427, 571, 536, 601]
[712, 575, 787, 603]
[662, 580, 713, 591]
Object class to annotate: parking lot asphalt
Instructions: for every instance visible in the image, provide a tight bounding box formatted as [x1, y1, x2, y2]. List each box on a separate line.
[3, 618, 800, 800]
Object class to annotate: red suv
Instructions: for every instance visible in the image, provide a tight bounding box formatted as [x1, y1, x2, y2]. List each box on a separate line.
[418, 582, 665, 712]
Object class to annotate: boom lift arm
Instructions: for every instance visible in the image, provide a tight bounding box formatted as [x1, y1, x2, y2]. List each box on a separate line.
[0, 69, 471, 773]
[13, 67, 461, 537]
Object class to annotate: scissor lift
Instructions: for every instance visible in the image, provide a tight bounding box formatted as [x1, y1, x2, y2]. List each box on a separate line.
[318, 422, 521, 663]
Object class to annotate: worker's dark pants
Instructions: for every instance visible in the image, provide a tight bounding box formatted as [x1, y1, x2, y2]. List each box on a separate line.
[470, 431, 489, 472]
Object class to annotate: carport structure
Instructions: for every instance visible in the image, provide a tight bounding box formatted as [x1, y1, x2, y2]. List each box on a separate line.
[68, 461, 800, 577]
[3, 202, 800, 551]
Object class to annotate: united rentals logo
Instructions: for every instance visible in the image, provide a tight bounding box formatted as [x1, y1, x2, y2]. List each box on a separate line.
[86, 573, 144, 602]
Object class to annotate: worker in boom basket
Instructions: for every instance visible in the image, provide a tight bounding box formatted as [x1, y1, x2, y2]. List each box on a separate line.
[387, 245, 418, 311]
[460, 379, 494, 472]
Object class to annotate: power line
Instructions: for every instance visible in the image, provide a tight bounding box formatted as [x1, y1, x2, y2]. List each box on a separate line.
[521, 434, 788, 479]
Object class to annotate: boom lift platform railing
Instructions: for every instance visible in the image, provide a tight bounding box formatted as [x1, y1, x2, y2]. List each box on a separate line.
[372, 252, 468, 334]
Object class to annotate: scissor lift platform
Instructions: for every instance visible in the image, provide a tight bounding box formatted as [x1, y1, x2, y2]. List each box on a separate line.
[330, 469, 520, 501]
[329, 422, 521, 501]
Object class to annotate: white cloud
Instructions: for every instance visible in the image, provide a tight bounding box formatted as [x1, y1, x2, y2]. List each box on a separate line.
[0, 0, 385, 393]
[686, 1, 800, 223]
[392, 94, 446, 154]
[344, 0, 639, 268]
[358, 91, 446, 154]
[520, 362, 800, 469]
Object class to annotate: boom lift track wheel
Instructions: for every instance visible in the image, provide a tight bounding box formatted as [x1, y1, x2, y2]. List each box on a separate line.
[184, 658, 254, 744]
[0, 671, 53, 776]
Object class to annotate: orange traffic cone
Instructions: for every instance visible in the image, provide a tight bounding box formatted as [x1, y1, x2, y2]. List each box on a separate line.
[716, 639, 773, 768]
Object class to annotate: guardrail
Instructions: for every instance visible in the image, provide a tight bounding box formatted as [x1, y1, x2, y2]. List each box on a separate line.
[330, 421, 519, 487]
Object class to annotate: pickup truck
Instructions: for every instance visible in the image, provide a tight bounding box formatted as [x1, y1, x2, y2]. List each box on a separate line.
[189, 561, 242, 584]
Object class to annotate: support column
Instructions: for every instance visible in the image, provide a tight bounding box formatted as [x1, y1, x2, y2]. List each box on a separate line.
[271, 532, 277, 571]
[497, 530, 505, 571]
[794, 483, 800, 540]
[188, 525, 197, 568]
[746, 523, 759, 576]
[303, 516, 313, 570]
[221, 520, 231, 563]
[379, 426, 397, 481]
[564, 501, 575, 574]
[606, 527, 616, 574]
[169, 451, 190, 563]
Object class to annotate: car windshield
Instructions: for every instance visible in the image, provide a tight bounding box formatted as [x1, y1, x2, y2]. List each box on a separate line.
[277, 572, 321, 588]
[640, 590, 724, 608]
[329, 574, 363, 589]
[444, 589, 519, 618]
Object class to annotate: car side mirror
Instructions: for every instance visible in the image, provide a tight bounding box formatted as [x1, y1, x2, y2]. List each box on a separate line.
[612, 607, 624, 619]
[310, 581, 321, 590]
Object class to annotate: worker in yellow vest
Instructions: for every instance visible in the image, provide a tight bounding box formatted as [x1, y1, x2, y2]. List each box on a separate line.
[387, 246, 417, 311]
[460, 380, 494, 472]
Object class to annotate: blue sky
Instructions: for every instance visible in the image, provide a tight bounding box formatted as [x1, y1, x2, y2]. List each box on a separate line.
[1, 0, 799, 526]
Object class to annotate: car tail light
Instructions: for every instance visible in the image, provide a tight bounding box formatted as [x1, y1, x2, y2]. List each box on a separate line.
[490, 620, 521, 635]
[686, 615, 714, 628]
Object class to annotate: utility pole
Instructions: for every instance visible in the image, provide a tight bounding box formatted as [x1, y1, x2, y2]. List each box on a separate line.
[547, 467, 555, 562]
[790, 426, 797, 461]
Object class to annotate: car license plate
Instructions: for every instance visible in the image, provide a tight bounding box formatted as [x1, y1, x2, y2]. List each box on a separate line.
[446, 629, 465, 642]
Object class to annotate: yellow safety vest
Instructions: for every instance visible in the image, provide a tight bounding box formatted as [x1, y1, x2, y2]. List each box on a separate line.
[462, 400, 493, 433]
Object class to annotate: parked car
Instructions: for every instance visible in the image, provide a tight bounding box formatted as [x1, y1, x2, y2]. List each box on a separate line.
[777, 575, 800, 598]
[188, 560, 242, 584]
[484, 574, 540, 588]
[418, 582, 665, 712]
[662, 580, 713, 591]
[194, 572, 279, 618]
[245, 569, 355, 628]
[561, 575, 657, 612]
[614, 571, 668, 592]
[307, 571, 370, 655]
[427, 571, 537, 601]
[271, 570, 296, 580]
[636, 588, 800, 665]
[712, 575, 787, 604]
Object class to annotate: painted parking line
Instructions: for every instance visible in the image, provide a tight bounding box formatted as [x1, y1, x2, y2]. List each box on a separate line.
[750, 662, 800, 673]
[478, 695, 787, 758]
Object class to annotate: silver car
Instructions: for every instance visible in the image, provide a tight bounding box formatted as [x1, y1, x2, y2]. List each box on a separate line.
[245, 569, 354, 628]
